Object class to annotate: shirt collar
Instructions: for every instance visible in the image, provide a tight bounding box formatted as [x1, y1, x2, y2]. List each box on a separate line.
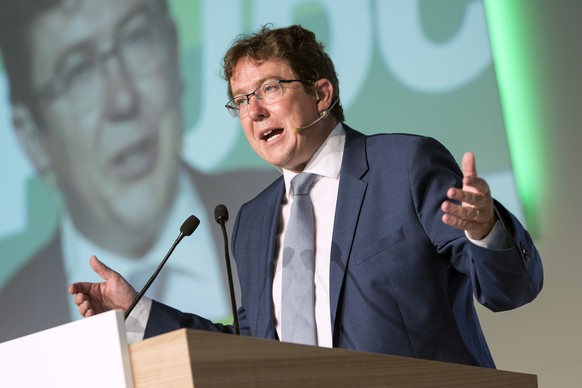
[283, 122, 346, 191]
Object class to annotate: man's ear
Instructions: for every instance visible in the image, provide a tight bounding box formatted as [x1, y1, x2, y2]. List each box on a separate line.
[12, 103, 52, 175]
[315, 78, 334, 113]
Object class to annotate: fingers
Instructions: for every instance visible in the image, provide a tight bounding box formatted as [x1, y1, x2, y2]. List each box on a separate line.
[78, 298, 95, 318]
[69, 255, 138, 317]
[442, 187, 496, 240]
[441, 199, 484, 223]
[68, 281, 93, 296]
[70, 291, 94, 318]
[441, 151, 496, 239]
[446, 186, 490, 209]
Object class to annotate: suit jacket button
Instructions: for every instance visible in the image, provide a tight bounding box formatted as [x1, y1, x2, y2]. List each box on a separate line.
[520, 243, 531, 261]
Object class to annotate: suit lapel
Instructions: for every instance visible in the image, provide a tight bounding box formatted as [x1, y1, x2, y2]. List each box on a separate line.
[249, 179, 285, 339]
[329, 127, 369, 333]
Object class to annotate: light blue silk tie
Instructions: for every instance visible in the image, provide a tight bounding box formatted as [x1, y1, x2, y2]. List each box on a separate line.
[281, 172, 318, 346]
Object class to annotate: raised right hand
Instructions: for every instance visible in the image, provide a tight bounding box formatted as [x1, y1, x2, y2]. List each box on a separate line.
[68, 255, 137, 318]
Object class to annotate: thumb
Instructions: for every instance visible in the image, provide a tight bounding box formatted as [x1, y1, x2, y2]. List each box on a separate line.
[462, 151, 477, 179]
[89, 255, 117, 281]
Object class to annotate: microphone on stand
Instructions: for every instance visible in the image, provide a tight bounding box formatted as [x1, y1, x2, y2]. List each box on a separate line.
[124, 215, 200, 320]
[214, 204, 240, 335]
[292, 98, 340, 133]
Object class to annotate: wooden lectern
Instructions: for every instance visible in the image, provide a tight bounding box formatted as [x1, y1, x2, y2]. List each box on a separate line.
[0, 310, 537, 387]
[129, 328, 538, 387]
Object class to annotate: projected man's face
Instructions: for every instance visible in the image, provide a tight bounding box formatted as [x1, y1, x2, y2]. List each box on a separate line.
[18, 0, 183, 256]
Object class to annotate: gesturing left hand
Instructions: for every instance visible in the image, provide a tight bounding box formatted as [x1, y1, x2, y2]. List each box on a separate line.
[441, 151, 496, 240]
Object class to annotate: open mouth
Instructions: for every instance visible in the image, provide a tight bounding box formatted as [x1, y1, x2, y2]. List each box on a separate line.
[110, 137, 158, 180]
[262, 128, 284, 142]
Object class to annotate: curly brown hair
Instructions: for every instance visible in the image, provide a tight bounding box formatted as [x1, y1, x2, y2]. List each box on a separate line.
[221, 24, 344, 122]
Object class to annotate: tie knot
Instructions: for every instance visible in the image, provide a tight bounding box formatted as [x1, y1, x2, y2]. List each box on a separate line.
[290, 173, 318, 196]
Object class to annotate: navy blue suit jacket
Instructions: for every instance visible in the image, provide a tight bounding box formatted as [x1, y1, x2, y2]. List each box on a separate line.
[145, 126, 543, 368]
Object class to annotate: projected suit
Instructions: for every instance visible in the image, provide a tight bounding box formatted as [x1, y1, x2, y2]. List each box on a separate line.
[0, 166, 277, 342]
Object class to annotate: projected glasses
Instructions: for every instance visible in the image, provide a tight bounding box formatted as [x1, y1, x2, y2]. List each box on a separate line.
[35, 10, 170, 111]
[225, 79, 312, 117]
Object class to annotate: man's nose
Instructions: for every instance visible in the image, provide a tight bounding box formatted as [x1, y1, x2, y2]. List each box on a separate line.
[246, 95, 267, 120]
[102, 57, 139, 121]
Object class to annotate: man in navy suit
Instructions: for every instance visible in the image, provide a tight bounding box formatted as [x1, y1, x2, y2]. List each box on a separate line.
[70, 25, 543, 368]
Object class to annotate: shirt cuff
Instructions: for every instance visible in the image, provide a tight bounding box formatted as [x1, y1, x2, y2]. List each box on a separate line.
[124, 296, 152, 344]
[466, 219, 512, 250]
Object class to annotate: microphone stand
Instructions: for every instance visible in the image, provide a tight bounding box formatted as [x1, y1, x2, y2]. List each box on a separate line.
[215, 204, 240, 335]
[124, 233, 184, 320]
[124, 215, 200, 320]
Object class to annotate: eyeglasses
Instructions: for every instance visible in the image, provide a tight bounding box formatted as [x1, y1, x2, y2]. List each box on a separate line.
[225, 79, 312, 117]
[35, 9, 170, 112]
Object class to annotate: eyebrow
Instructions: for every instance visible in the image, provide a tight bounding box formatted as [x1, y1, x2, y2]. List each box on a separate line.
[50, 3, 153, 76]
[231, 77, 283, 97]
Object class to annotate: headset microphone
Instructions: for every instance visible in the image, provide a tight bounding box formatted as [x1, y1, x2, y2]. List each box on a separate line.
[292, 98, 339, 133]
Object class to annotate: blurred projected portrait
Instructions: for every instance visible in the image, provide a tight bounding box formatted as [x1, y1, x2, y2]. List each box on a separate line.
[0, 0, 521, 343]
[0, 0, 275, 342]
